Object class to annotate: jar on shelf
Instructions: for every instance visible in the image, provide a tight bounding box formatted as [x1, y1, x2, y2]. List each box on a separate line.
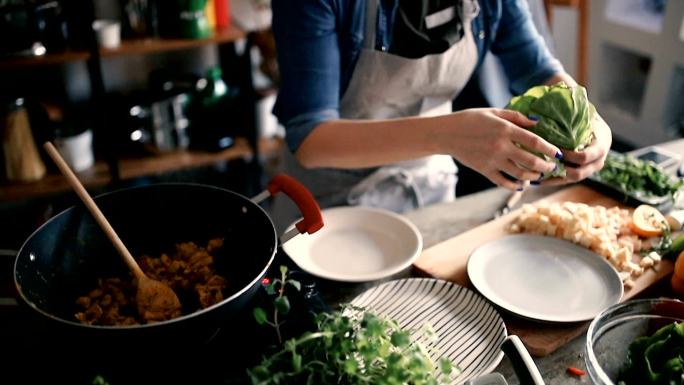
[1, 98, 47, 182]
[188, 66, 238, 151]
[54, 122, 95, 173]
[159, 0, 211, 39]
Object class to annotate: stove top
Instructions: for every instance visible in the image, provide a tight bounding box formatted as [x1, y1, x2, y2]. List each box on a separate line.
[4, 255, 330, 385]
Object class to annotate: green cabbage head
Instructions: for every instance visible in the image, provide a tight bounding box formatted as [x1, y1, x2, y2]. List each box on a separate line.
[506, 81, 596, 177]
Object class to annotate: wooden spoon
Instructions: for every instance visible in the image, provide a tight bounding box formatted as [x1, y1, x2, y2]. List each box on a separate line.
[43, 142, 181, 323]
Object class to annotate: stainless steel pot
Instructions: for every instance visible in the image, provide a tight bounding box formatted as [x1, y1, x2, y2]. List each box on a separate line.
[128, 92, 191, 153]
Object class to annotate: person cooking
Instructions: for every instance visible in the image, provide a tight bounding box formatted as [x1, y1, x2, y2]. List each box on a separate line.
[268, 0, 612, 231]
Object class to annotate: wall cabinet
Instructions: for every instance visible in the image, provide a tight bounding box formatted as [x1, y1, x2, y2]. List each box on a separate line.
[588, 0, 684, 147]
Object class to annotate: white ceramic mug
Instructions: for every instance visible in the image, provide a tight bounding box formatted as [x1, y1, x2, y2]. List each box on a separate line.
[92, 20, 121, 49]
[55, 129, 95, 172]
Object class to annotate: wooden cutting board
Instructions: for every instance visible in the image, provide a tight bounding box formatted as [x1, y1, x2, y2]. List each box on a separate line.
[413, 184, 675, 357]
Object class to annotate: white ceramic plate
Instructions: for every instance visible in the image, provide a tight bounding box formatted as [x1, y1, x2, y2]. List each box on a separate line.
[467, 234, 624, 323]
[282, 206, 422, 282]
[350, 278, 507, 385]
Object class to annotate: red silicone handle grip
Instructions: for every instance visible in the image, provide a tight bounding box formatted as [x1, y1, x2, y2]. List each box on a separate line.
[267, 174, 323, 235]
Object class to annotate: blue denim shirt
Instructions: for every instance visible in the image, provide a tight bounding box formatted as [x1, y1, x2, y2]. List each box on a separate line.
[271, 0, 563, 152]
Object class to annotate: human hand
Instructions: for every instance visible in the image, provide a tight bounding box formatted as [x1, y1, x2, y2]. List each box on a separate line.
[444, 108, 562, 190]
[541, 114, 612, 186]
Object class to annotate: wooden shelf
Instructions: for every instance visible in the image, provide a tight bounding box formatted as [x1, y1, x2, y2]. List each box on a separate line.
[0, 26, 246, 70]
[0, 50, 91, 71]
[0, 137, 253, 203]
[117, 136, 252, 180]
[100, 26, 246, 58]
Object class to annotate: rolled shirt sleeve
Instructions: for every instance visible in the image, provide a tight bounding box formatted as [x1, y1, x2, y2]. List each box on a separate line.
[491, 0, 564, 94]
[271, 0, 342, 152]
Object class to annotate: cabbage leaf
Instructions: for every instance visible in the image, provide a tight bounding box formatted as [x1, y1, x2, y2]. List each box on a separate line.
[507, 82, 596, 177]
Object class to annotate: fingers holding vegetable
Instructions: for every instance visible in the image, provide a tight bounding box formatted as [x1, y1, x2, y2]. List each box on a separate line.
[555, 115, 612, 183]
[498, 159, 544, 184]
[496, 147, 553, 186]
[562, 117, 611, 166]
[543, 154, 606, 186]
[506, 81, 601, 181]
[447, 108, 558, 190]
[487, 108, 564, 162]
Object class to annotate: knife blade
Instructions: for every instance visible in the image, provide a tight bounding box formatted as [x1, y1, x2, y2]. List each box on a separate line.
[494, 181, 529, 219]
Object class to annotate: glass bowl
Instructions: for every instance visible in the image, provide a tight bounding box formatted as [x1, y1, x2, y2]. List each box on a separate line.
[585, 297, 684, 385]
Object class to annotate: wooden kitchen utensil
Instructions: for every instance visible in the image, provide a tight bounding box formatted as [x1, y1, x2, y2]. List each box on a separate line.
[43, 141, 182, 323]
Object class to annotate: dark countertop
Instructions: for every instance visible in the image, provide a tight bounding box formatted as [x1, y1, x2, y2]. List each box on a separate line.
[5, 139, 684, 384]
[405, 186, 585, 385]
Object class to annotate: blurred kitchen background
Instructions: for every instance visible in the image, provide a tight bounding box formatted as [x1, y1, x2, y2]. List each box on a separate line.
[0, 0, 683, 253]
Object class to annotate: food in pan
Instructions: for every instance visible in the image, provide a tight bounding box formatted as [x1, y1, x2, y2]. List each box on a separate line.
[75, 238, 227, 325]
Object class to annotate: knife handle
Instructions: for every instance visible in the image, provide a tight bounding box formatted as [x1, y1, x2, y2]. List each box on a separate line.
[496, 181, 529, 218]
[505, 189, 524, 210]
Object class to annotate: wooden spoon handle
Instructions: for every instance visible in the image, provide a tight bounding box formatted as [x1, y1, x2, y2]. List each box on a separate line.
[43, 142, 145, 279]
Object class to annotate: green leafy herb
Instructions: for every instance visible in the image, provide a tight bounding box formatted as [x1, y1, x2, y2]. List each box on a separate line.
[248, 304, 458, 385]
[253, 265, 301, 344]
[596, 152, 684, 201]
[92, 375, 111, 385]
[617, 321, 684, 385]
[507, 81, 596, 177]
[647, 224, 672, 256]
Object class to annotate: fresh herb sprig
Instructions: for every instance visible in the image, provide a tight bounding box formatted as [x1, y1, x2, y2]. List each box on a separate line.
[248, 304, 456, 385]
[596, 153, 684, 200]
[645, 222, 673, 256]
[253, 265, 301, 344]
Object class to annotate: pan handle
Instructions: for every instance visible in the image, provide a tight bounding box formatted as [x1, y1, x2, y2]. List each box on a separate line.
[252, 174, 323, 242]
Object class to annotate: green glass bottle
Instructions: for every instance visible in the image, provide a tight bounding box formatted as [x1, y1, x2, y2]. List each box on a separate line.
[190, 67, 235, 150]
[204, 67, 227, 107]
[171, 0, 211, 39]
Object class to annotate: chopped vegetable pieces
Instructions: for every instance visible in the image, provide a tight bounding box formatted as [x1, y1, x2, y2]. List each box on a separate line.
[566, 367, 586, 377]
[596, 152, 683, 200]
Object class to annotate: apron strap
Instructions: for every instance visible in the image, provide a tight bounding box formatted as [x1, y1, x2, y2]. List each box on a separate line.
[364, 0, 378, 49]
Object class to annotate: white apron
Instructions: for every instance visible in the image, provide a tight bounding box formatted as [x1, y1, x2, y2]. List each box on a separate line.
[272, 0, 480, 233]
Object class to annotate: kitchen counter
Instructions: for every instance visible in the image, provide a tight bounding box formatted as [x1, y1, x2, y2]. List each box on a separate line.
[6, 140, 684, 384]
[317, 186, 583, 385]
[405, 186, 585, 385]
[315, 138, 684, 385]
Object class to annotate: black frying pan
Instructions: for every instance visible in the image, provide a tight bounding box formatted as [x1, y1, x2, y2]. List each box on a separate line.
[13, 174, 322, 348]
